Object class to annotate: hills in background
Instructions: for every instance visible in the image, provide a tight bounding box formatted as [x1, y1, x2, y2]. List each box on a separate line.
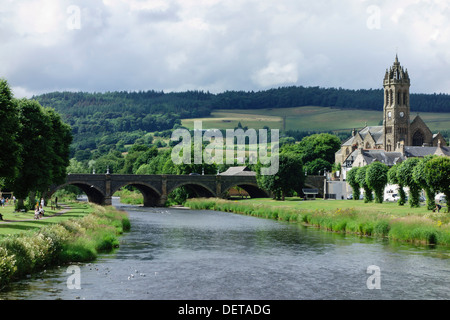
[33, 86, 450, 157]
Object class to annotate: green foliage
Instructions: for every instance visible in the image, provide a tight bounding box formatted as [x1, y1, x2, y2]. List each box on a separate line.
[91, 150, 125, 174]
[413, 155, 437, 210]
[424, 156, 450, 211]
[45, 108, 72, 185]
[387, 164, 406, 206]
[0, 79, 20, 182]
[6, 99, 64, 202]
[256, 152, 304, 200]
[365, 162, 389, 203]
[283, 133, 341, 175]
[355, 166, 373, 203]
[397, 158, 421, 208]
[346, 167, 360, 200]
[0, 247, 17, 288]
[0, 204, 129, 288]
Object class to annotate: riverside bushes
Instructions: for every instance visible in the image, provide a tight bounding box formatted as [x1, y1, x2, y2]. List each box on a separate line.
[0, 204, 130, 289]
[185, 198, 450, 247]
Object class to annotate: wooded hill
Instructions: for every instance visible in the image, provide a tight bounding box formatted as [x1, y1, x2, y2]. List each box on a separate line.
[33, 86, 450, 155]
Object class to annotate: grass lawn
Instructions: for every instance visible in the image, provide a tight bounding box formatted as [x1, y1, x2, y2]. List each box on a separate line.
[235, 197, 435, 217]
[0, 202, 94, 236]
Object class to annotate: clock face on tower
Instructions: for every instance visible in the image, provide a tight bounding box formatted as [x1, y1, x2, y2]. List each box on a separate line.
[387, 111, 392, 119]
[400, 111, 404, 118]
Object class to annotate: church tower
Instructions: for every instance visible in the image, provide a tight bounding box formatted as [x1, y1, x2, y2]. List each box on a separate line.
[383, 55, 411, 151]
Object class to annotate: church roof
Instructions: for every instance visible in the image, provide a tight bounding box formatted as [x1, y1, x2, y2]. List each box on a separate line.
[404, 146, 450, 157]
[360, 126, 384, 144]
[345, 148, 404, 167]
[360, 150, 405, 166]
[342, 126, 384, 146]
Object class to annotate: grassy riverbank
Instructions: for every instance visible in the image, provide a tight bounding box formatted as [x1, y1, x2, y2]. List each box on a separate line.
[185, 198, 450, 247]
[0, 202, 130, 289]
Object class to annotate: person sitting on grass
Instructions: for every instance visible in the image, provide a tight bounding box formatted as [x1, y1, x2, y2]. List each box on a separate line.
[34, 207, 41, 219]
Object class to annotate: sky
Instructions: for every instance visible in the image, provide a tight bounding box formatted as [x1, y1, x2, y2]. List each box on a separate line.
[1, 0, 450, 98]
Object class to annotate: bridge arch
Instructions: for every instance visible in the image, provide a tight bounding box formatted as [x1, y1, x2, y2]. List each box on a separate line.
[167, 182, 216, 198]
[47, 181, 106, 205]
[222, 183, 269, 198]
[111, 181, 162, 207]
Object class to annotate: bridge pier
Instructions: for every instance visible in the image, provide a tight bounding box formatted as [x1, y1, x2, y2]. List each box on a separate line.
[104, 196, 112, 206]
[158, 175, 168, 206]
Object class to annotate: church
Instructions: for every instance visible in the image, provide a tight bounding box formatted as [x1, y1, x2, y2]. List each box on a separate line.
[335, 55, 449, 172]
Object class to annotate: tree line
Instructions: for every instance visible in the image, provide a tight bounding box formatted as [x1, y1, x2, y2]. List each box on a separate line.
[346, 156, 449, 211]
[32, 86, 450, 159]
[0, 80, 72, 210]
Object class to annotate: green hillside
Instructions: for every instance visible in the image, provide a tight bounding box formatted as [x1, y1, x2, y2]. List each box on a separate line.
[182, 106, 450, 134]
[32, 88, 450, 159]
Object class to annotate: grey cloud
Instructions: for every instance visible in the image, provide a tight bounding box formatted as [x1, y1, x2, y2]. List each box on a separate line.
[2, 0, 450, 97]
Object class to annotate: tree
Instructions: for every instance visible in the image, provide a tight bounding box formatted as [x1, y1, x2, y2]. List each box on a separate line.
[0, 79, 20, 181]
[346, 167, 361, 200]
[424, 156, 450, 211]
[285, 133, 341, 175]
[91, 150, 125, 174]
[365, 162, 389, 203]
[67, 159, 89, 174]
[387, 164, 406, 205]
[356, 166, 373, 203]
[7, 99, 54, 209]
[44, 108, 72, 186]
[256, 152, 304, 201]
[397, 158, 421, 208]
[413, 155, 436, 210]
[305, 158, 331, 176]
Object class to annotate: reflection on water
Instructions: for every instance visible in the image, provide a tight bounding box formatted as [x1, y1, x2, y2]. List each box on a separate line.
[1, 201, 449, 300]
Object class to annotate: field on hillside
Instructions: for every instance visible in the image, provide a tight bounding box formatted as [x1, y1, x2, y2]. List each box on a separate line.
[181, 106, 450, 133]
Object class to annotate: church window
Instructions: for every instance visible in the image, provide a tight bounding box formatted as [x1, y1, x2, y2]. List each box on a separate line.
[403, 92, 407, 105]
[397, 127, 407, 134]
[412, 130, 424, 146]
[385, 126, 392, 133]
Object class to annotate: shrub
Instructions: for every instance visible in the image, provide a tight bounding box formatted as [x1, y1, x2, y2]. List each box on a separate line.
[374, 220, 391, 236]
[0, 247, 17, 288]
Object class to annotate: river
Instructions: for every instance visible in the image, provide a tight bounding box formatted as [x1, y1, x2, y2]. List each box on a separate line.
[1, 198, 449, 300]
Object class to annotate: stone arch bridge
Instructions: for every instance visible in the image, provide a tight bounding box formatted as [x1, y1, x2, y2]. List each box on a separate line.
[47, 174, 325, 207]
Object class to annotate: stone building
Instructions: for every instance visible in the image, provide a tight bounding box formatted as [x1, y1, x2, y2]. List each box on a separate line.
[335, 55, 449, 173]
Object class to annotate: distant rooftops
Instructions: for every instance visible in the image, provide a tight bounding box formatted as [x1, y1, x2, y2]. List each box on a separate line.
[218, 166, 256, 176]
